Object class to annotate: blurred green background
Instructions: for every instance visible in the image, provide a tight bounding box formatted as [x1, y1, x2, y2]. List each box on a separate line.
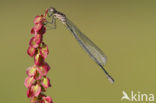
[0, 0, 156, 103]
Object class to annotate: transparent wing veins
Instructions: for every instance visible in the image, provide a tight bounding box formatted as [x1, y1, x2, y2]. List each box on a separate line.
[65, 18, 114, 83]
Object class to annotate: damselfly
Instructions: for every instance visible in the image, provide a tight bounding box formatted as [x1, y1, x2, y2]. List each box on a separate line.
[45, 7, 115, 84]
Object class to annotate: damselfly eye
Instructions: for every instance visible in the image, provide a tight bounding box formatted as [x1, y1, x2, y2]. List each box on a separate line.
[47, 7, 56, 17]
[49, 7, 55, 12]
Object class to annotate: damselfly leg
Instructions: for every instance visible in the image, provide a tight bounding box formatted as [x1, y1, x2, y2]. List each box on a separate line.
[44, 15, 56, 30]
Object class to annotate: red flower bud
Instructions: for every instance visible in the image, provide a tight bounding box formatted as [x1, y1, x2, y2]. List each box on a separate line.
[24, 76, 35, 88]
[27, 46, 36, 57]
[27, 84, 41, 98]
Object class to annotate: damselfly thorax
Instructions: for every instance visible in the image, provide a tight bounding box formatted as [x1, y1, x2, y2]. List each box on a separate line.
[48, 7, 66, 25]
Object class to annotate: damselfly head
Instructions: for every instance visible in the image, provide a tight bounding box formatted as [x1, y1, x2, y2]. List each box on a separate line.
[49, 7, 55, 12]
[47, 7, 56, 17]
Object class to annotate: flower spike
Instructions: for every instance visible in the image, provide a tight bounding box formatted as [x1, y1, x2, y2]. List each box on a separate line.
[25, 8, 53, 103]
